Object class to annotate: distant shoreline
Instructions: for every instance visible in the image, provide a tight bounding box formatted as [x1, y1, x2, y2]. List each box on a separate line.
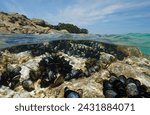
[0, 12, 88, 34]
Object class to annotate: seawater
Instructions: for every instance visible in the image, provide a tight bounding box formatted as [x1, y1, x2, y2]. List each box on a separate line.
[0, 33, 149, 55]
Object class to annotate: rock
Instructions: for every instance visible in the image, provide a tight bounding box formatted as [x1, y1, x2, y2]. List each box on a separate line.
[13, 92, 31, 98]
[20, 66, 31, 82]
[100, 52, 116, 66]
[108, 60, 150, 87]
[31, 18, 49, 27]
[117, 46, 142, 57]
[0, 40, 150, 98]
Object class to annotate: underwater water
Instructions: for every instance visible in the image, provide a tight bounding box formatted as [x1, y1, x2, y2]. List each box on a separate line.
[0, 33, 149, 55]
[0, 33, 150, 98]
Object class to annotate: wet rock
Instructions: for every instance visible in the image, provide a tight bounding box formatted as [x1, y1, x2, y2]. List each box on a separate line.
[0, 40, 150, 98]
[31, 18, 49, 27]
[20, 66, 31, 82]
[100, 52, 116, 66]
[108, 61, 150, 87]
[117, 46, 142, 57]
[22, 79, 34, 92]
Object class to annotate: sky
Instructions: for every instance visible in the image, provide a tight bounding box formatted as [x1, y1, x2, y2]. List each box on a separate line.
[0, 0, 150, 34]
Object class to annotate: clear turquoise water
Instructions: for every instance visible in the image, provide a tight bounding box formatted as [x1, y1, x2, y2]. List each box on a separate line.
[0, 33, 150, 55]
[99, 33, 150, 55]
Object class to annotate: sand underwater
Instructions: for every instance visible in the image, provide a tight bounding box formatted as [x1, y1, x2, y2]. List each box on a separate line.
[0, 33, 150, 98]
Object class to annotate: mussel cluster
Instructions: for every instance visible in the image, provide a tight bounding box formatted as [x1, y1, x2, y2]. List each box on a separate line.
[0, 65, 21, 89]
[39, 55, 72, 88]
[103, 75, 150, 98]
[39, 55, 89, 87]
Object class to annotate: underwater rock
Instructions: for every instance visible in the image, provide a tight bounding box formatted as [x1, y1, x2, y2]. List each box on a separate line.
[108, 60, 150, 87]
[20, 66, 31, 82]
[64, 87, 80, 98]
[0, 40, 149, 98]
[100, 52, 116, 66]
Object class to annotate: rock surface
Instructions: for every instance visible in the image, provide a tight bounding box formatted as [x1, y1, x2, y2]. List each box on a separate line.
[0, 12, 67, 34]
[0, 40, 149, 98]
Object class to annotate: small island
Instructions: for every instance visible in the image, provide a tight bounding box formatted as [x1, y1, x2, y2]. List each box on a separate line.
[0, 12, 88, 34]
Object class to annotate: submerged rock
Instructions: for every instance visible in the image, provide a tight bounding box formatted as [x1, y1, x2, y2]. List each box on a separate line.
[0, 40, 149, 98]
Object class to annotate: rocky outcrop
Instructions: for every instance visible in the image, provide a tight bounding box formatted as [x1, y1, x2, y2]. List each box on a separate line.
[0, 40, 149, 98]
[0, 12, 67, 34]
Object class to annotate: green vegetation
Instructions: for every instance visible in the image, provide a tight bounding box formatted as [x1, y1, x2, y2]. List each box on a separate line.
[50, 23, 88, 34]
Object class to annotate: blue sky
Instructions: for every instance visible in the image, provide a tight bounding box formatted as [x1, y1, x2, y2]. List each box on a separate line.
[0, 0, 150, 34]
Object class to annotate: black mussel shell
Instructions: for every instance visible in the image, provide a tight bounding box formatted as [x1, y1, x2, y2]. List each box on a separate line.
[22, 79, 34, 92]
[119, 75, 126, 85]
[109, 75, 119, 84]
[126, 78, 135, 85]
[134, 79, 141, 88]
[113, 80, 126, 97]
[103, 89, 117, 98]
[64, 87, 80, 98]
[103, 80, 113, 90]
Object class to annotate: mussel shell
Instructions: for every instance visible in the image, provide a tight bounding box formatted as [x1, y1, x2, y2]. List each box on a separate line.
[103, 89, 117, 98]
[22, 79, 34, 92]
[143, 92, 150, 98]
[113, 80, 126, 97]
[134, 79, 141, 88]
[119, 75, 126, 85]
[138, 85, 148, 96]
[126, 83, 139, 97]
[109, 75, 119, 84]
[103, 80, 113, 90]
[64, 87, 80, 98]
[126, 78, 135, 85]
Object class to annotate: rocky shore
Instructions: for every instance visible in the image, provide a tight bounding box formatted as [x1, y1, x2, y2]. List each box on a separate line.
[0, 40, 149, 98]
[0, 12, 67, 34]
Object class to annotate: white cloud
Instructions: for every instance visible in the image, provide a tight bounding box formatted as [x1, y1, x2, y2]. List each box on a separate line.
[46, 1, 124, 26]
[46, 0, 150, 26]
